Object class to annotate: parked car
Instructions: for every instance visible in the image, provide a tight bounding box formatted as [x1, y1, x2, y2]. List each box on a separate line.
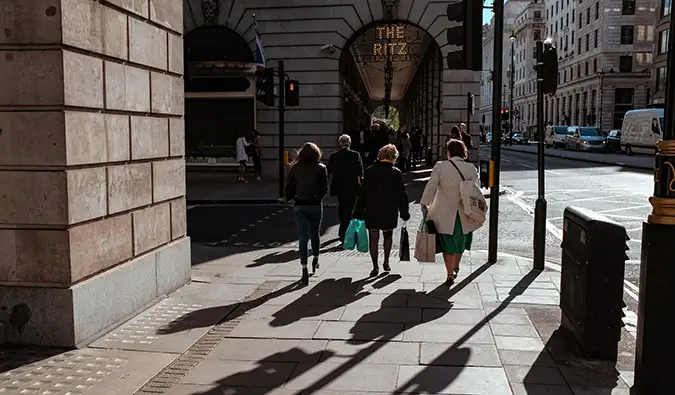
[606, 129, 622, 153]
[545, 126, 569, 148]
[620, 108, 664, 156]
[565, 126, 606, 152]
[486, 132, 492, 143]
[511, 133, 526, 144]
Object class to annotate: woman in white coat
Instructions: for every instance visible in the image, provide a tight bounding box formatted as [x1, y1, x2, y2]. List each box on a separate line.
[420, 139, 481, 285]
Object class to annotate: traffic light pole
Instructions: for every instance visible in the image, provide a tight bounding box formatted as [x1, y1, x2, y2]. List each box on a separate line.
[278, 60, 286, 199]
[509, 39, 515, 146]
[631, 13, 675, 394]
[533, 41, 546, 271]
[488, 0, 504, 263]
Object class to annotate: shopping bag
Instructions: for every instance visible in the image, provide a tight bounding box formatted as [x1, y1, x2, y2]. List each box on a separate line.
[414, 215, 436, 263]
[399, 226, 410, 261]
[356, 222, 369, 253]
[344, 219, 360, 250]
[449, 161, 487, 226]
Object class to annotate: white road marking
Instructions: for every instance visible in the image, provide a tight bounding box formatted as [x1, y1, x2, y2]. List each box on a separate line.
[627, 227, 643, 232]
[187, 205, 199, 210]
[517, 163, 535, 169]
[627, 239, 642, 243]
[503, 159, 513, 163]
[505, 186, 641, 336]
[597, 204, 651, 214]
[546, 170, 565, 175]
[603, 214, 646, 221]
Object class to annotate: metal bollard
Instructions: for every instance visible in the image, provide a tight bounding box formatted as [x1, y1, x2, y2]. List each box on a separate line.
[560, 206, 628, 361]
[479, 160, 490, 189]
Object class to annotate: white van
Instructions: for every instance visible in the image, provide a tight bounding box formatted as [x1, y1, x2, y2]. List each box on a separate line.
[545, 125, 569, 148]
[620, 109, 664, 156]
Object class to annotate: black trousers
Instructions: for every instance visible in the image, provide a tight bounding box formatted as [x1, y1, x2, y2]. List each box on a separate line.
[337, 195, 357, 241]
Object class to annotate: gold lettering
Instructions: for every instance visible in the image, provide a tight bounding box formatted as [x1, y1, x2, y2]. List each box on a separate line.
[398, 42, 407, 55]
[376, 27, 385, 40]
[388, 42, 398, 54]
[396, 25, 405, 39]
[386, 26, 396, 39]
[666, 162, 675, 192]
[373, 43, 383, 56]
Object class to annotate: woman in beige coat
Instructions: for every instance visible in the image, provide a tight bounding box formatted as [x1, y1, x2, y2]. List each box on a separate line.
[420, 139, 481, 285]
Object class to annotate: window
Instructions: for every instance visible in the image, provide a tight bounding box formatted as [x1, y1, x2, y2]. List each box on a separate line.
[585, 34, 590, 51]
[556, 1, 559, 13]
[578, 37, 582, 53]
[566, 14, 569, 27]
[572, 31, 575, 43]
[663, 0, 672, 17]
[587, 8, 591, 24]
[534, 29, 541, 41]
[621, 26, 635, 44]
[659, 29, 669, 54]
[619, 56, 633, 72]
[593, 58, 598, 72]
[577, 64, 582, 76]
[656, 67, 668, 91]
[622, 0, 636, 15]
[585, 61, 589, 75]
[595, 2, 600, 20]
[579, 11, 583, 28]
[572, 10, 575, 23]
[615, 88, 634, 105]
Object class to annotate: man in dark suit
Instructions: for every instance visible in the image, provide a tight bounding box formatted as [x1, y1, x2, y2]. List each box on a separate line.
[328, 134, 364, 243]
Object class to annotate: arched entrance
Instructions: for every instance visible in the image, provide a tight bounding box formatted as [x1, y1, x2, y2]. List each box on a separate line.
[184, 26, 256, 166]
[340, 20, 445, 162]
[371, 104, 400, 130]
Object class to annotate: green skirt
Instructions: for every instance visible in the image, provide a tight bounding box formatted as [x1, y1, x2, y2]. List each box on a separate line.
[437, 214, 473, 254]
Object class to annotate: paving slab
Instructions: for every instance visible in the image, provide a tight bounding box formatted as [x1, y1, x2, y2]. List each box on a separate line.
[228, 318, 321, 339]
[0, 348, 175, 395]
[498, 350, 556, 367]
[510, 383, 575, 395]
[207, 338, 328, 362]
[246, 304, 346, 322]
[180, 360, 298, 387]
[165, 384, 296, 395]
[495, 336, 546, 352]
[339, 306, 422, 323]
[322, 340, 420, 365]
[172, 282, 259, 301]
[421, 308, 486, 325]
[90, 298, 235, 353]
[571, 388, 630, 395]
[396, 365, 512, 394]
[420, 343, 502, 367]
[402, 323, 494, 344]
[313, 321, 405, 342]
[285, 362, 400, 392]
[504, 365, 568, 386]
[490, 323, 540, 337]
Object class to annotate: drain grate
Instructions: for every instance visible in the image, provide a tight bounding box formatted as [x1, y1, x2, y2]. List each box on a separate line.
[135, 281, 283, 394]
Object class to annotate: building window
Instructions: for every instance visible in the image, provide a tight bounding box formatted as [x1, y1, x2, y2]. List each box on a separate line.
[659, 29, 669, 54]
[595, 29, 599, 48]
[622, 0, 636, 15]
[585, 34, 590, 51]
[595, 2, 600, 19]
[619, 56, 633, 72]
[586, 61, 590, 75]
[620, 26, 635, 44]
[587, 8, 591, 24]
[579, 11, 583, 28]
[535, 10, 542, 19]
[566, 13, 569, 27]
[534, 30, 541, 41]
[656, 67, 668, 91]
[578, 64, 582, 76]
[578, 37, 582, 53]
[593, 58, 598, 72]
[614, 88, 634, 129]
[663, 0, 672, 17]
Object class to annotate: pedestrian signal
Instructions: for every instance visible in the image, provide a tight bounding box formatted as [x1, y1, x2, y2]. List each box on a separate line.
[256, 67, 275, 107]
[501, 108, 510, 121]
[285, 79, 299, 107]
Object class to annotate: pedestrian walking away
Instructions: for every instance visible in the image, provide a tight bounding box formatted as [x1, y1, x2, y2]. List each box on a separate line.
[285, 142, 329, 285]
[250, 129, 263, 182]
[236, 132, 251, 182]
[398, 132, 412, 174]
[354, 144, 411, 277]
[420, 139, 482, 285]
[328, 134, 364, 244]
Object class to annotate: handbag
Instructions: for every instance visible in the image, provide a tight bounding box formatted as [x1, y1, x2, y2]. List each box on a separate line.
[449, 160, 487, 226]
[414, 213, 436, 263]
[356, 221, 369, 253]
[344, 219, 361, 250]
[399, 225, 410, 261]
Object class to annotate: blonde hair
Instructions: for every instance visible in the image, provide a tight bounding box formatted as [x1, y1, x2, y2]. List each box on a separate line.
[377, 144, 399, 162]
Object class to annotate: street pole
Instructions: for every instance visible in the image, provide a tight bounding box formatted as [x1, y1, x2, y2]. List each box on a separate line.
[533, 41, 546, 271]
[509, 36, 515, 145]
[488, 0, 504, 264]
[631, 13, 675, 395]
[278, 60, 286, 198]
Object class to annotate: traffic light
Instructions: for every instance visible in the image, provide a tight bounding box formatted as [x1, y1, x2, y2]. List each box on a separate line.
[285, 79, 299, 107]
[445, 0, 482, 70]
[256, 67, 275, 107]
[542, 41, 559, 95]
[501, 108, 510, 121]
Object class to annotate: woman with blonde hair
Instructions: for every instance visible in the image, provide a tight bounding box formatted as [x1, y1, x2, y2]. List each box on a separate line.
[285, 142, 328, 285]
[420, 139, 480, 285]
[354, 144, 410, 277]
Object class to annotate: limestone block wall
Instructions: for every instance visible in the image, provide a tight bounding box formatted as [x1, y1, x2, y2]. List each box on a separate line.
[0, 0, 190, 347]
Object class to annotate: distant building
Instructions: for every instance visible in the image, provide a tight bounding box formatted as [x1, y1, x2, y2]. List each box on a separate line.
[649, 0, 671, 106]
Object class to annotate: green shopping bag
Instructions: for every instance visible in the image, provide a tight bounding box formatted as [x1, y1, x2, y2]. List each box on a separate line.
[344, 219, 361, 250]
[356, 221, 369, 253]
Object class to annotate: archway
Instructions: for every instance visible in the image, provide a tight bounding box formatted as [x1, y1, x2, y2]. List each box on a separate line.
[371, 104, 400, 130]
[340, 20, 444, 162]
[184, 26, 256, 166]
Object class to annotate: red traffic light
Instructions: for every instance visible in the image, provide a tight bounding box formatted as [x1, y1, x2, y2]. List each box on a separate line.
[289, 83, 295, 91]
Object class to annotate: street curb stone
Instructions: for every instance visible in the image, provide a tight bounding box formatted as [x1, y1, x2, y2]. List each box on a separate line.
[501, 146, 652, 171]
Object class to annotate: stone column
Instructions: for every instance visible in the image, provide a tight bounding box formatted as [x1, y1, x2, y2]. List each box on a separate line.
[0, 0, 190, 347]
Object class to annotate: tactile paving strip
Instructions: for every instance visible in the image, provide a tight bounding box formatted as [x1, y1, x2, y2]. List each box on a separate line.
[135, 281, 284, 394]
[0, 350, 128, 394]
[0, 346, 68, 374]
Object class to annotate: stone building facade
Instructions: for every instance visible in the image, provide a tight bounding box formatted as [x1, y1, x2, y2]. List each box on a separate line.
[0, 0, 190, 347]
[536, 0, 654, 132]
[650, 0, 671, 106]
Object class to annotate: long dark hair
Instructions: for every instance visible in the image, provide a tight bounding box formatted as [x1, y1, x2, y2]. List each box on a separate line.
[291, 142, 322, 166]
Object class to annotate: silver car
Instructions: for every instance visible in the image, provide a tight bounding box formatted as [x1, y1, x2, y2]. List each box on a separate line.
[565, 127, 606, 152]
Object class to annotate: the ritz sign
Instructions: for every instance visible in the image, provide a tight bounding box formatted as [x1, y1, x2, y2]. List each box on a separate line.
[372, 25, 409, 56]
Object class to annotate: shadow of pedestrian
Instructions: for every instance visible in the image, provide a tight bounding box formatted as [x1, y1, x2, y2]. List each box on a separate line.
[156, 282, 302, 335]
[248, 241, 343, 267]
[269, 274, 397, 328]
[180, 348, 334, 395]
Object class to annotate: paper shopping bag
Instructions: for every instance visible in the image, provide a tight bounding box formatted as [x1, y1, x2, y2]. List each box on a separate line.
[414, 215, 436, 263]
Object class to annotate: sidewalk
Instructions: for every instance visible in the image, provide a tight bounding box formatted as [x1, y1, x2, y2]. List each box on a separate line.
[501, 144, 653, 171]
[1, 243, 635, 394]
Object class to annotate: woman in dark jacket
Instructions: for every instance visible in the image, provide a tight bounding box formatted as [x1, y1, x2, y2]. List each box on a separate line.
[354, 144, 411, 277]
[285, 142, 328, 285]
